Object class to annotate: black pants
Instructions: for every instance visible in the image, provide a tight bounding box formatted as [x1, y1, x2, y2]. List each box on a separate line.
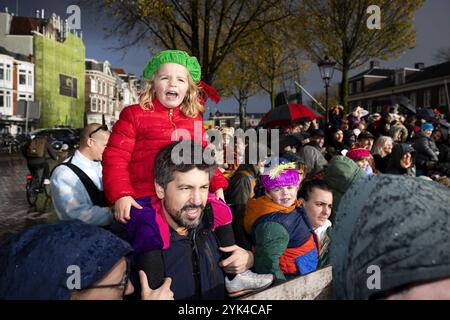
[27, 159, 50, 188]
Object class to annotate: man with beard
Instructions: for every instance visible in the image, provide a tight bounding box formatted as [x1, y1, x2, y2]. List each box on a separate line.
[132, 140, 272, 300]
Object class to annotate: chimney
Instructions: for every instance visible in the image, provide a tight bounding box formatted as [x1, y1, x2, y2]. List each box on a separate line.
[370, 60, 380, 69]
[415, 62, 425, 70]
[41, 9, 44, 19]
[5, 7, 8, 13]
[36, 10, 40, 18]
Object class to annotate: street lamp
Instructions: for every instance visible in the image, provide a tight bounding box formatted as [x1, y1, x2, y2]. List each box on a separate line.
[318, 56, 336, 124]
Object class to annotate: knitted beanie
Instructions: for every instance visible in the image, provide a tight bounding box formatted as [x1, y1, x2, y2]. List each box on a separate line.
[142, 50, 201, 82]
[0, 220, 132, 299]
[346, 148, 371, 160]
[421, 122, 434, 131]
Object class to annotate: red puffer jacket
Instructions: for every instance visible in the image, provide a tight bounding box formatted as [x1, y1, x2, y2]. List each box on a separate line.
[103, 98, 228, 203]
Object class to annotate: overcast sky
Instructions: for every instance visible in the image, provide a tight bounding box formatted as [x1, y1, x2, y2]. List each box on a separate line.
[2, 0, 450, 114]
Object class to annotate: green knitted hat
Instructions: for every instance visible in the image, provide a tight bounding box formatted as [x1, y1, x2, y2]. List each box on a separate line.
[142, 50, 201, 82]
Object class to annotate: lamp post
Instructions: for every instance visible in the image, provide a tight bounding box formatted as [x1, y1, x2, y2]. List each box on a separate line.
[318, 56, 336, 124]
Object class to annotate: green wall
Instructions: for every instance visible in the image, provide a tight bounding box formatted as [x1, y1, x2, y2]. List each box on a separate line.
[34, 33, 85, 128]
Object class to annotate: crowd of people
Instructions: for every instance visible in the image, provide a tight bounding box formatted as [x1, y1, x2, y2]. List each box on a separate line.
[1, 49, 450, 300]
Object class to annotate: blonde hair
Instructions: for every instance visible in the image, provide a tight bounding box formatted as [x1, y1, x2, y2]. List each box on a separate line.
[372, 136, 393, 157]
[139, 71, 204, 118]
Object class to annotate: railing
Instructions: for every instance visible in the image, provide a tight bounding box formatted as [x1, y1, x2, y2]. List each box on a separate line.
[241, 266, 332, 300]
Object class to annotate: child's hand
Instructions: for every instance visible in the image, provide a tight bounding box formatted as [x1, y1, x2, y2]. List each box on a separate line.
[114, 196, 142, 224]
[214, 188, 225, 202]
[139, 271, 174, 300]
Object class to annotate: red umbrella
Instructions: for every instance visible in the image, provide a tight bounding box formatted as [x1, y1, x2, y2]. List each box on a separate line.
[259, 104, 322, 129]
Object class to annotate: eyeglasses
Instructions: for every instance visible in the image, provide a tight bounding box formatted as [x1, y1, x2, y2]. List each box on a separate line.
[89, 125, 109, 138]
[83, 258, 130, 298]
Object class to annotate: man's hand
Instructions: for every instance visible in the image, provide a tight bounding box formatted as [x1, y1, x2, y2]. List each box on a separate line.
[139, 271, 174, 300]
[218, 245, 254, 274]
[114, 196, 142, 224]
[215, 188, 225, 202]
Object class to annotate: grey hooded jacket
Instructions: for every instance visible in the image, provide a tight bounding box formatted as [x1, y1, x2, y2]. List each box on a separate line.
[331, 175, 450, 299]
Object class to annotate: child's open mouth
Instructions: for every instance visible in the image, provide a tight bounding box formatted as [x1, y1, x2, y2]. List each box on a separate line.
[166, 91, 178, 98]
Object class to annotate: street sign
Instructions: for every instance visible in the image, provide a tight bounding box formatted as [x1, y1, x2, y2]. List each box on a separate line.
[17, 101, 40, 119]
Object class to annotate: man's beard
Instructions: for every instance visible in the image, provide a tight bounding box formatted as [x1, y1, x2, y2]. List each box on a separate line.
[170, 203, 205, 229]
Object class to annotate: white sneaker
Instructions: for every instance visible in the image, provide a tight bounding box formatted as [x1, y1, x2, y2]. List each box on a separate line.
[43, 179, 51, 185]
[225, 270, 274, 298]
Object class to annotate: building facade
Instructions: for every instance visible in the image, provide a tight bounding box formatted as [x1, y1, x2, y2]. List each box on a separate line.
[348, 61, 450, 118]
[1, 10, 85, 130]
[85, 59, 116, 127]
[208, 111, 264, 128]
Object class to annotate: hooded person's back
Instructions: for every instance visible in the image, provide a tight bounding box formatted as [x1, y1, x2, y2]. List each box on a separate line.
[330, 175, 450, 299]
[385, 143, 415, 176]
[324, 155, 366, 222]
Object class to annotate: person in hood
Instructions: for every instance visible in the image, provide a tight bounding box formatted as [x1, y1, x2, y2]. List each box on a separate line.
[413, 122, 439, 176]
[325, 127, 345, 160]
[323, 155, 366, 223]
[0, 220, 173, 300]
[385, 143, 416, 176]
[331, 175, 450, 299]
[244, 160, 319, 282]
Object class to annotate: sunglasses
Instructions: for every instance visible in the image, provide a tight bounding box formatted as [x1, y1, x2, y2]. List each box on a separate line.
[89, 125, 109, 138]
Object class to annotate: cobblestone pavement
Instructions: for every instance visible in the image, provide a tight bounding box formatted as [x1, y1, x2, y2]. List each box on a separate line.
[0, 153, 55, 243]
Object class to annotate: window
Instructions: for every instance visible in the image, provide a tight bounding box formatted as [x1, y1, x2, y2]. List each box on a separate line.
[1, 91, 11, 109]
[395, 70, 405, 85]
[6, 64, 11, 81]
[99, 81, 103, 94]
[91, 79, 97, 93]
[91, 96, 97, 112]
[28, 71, 33, 87]
[19, 70, 26, 85]
[0, 63, 4, 80]
[356, 80, 362, 93]
[19, 94, 27, 101]
[6, 91, 11, 108]
[439, 87, 447, 106]
[424, 90, 431, 108]
[349, 82, 354, 95]
[410, 92, 417, 108]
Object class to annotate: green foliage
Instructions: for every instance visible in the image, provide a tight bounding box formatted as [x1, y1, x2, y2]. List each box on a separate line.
[93, 0, 296, 85]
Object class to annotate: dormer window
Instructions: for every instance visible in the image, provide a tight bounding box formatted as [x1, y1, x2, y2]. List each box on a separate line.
[395, 70, 405, 85]
[356, 80, 362, 93]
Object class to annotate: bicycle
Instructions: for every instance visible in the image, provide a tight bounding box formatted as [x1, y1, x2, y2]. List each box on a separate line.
[25, 170, 52, 211]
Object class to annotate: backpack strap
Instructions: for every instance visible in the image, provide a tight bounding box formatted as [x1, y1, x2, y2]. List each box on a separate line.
[53, 156, 108, 207]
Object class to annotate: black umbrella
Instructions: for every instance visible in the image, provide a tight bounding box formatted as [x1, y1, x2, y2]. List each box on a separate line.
[390, 95, 416, 115]
[416, 108, 436, 122]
